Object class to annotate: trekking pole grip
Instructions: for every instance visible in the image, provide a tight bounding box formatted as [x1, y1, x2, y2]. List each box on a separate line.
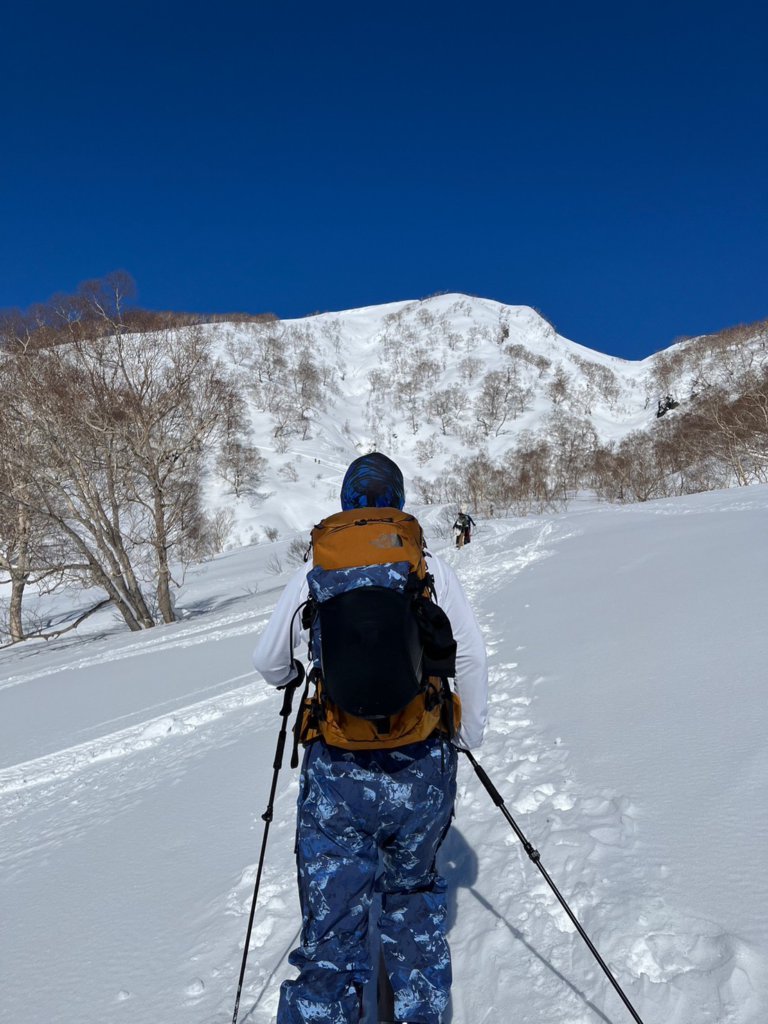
[272, 667, 302, 770]
[464, 749, 505, 806]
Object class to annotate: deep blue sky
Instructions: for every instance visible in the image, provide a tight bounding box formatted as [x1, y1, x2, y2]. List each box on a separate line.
[2, 1, 766, 359]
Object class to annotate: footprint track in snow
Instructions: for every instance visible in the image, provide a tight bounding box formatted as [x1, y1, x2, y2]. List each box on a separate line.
[446, 514, 753, 1022]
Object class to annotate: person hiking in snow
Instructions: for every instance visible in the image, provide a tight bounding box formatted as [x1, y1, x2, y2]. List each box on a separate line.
[252, 452, 488, 1024]
[453, 507, 475, 549]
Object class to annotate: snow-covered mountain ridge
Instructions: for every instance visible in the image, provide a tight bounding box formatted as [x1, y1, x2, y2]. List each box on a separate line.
[199, 292, 766, 544]
[2, 287, 765, 643]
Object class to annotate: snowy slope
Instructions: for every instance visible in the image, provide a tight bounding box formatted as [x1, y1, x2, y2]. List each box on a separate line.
[200, 293, 646, 544]
[196, 293, 766, 547]
[2, 485, 767, 1024]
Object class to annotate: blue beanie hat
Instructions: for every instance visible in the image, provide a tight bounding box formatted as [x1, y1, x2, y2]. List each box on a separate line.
[340, 452, 405, 511]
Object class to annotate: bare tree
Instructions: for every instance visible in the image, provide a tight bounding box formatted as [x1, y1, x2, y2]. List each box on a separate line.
[0, 358, 86, 640]
[503, 438, 560, 513]
[547, 365, 570, 406]
[545, 410, 599, 498]
[592, 433, 667, 503]
[475, 369, 529, 437]
[711, 368, 768, 483]
[414, 434, 442, 467]
[218, 438, 267, 495]
[429, 385, 468, 435]
[0, 435, 37, 642]
[5, 298, 231, 629]
[216, 383, 267, 496]
[475, 371, 509, 437]
[458, 355, 483, 384]
[104, 326, 231, 622]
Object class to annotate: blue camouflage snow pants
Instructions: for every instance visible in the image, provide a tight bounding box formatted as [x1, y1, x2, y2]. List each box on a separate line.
[277, 736, 458, 1024]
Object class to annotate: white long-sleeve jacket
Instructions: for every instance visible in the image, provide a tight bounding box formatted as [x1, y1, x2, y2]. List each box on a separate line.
[252, 552, 488, 748]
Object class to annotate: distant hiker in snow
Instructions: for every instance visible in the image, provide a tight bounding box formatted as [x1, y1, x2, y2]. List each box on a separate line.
[453, 507, 476, 548]
[253, 452, 488, 1024]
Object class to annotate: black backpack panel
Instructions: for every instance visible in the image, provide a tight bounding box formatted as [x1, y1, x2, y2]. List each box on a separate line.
[317, 586, 424, 719]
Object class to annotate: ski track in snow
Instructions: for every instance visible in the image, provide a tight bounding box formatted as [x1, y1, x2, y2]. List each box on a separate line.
[0, 672, 267, 801]
[217, 518, 759, 1024]
[0, 606, 270, 692]
[1, 510, 763, 1024]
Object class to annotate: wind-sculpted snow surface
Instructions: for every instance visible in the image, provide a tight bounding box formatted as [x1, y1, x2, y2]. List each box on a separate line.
[0, 487, 766, 1024]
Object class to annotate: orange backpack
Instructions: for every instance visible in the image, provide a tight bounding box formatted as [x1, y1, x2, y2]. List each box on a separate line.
[296, 507, 461, 751]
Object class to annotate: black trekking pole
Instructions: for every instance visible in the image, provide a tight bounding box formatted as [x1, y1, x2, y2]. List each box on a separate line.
[461, 747, 647, 1024]
[231, 665, 303, 1024]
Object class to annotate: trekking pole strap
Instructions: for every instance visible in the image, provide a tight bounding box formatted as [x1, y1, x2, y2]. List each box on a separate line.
[460, 748, 647, 1024]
